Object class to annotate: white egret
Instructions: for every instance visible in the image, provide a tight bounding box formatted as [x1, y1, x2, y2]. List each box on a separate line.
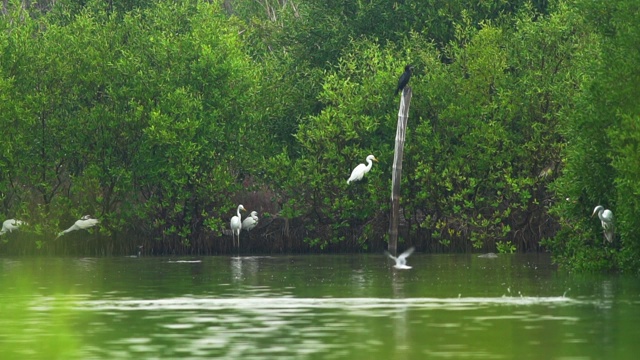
[478, 252, 498, 258]
[242, 211, 259, 232]
[592, 205, 614, 243]
[129, 245, 143, 258]
[0, 219, 26, 235]
[230, 204, 246, 247]
[384, 247, 415, 269]
[56, 215, 100, 239]
[347, 155, 379, 184]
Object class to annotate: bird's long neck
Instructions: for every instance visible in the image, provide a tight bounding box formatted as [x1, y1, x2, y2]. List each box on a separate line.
[237, 207, 242, 218]
[598, 208, 605, 221]
[365, 159, 373, 172]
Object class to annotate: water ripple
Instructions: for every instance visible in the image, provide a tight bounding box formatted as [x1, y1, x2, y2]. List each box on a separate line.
[77, 295, 581, 312]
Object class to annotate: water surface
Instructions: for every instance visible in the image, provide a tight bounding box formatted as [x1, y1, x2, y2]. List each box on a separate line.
[1, 253, 638, 359]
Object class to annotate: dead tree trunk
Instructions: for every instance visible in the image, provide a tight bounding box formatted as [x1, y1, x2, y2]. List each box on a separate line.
[388, 87, 412, 255]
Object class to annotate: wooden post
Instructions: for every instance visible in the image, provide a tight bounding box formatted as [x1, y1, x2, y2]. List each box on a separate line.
[388, 87, 412, 255]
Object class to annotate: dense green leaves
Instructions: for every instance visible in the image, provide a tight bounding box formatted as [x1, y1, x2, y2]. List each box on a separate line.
[546, 0, 640, 272]
[0, 0, 638, 270]
[0, 1, 258, 246]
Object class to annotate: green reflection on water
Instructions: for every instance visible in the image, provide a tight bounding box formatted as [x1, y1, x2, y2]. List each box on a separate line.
[0, 258, 88, 359]
[0, 254, 639, 359]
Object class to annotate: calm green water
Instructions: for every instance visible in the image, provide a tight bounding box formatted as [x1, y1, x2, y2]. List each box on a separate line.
[0, 253, 639, 359]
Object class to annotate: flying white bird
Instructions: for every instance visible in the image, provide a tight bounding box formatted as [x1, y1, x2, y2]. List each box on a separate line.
[347, 155, 378, 184]
[592, 205, 614, 243]
[56, 215, 99, 239]
[0, 219, 26, 235]
[384, 247, 415, 269]
[230, 204, 246, 247]
[242, 211, 259, 232]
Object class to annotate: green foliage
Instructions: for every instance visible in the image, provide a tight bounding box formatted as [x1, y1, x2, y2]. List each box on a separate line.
[496, 241, 516, 254]
[0, 1, 262, 245]
[231, 0, 551, 69]
[404, 5, 587, 251]
[1, 0, 639, 269]
[548, 0, 640, 272]
[266, 39, 417, 247]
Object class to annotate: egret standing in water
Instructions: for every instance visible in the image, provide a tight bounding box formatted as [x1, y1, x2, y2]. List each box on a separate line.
[347, 155, 379, 184]
[56, 215, 99, 239]
[242, 211, 259, 232]
[230, 204, 246, 247]
[384, 247, 415, 269]
[0, 219, 26, 235]
[129, 245, 143, 258]
[592, 205, 614, 243]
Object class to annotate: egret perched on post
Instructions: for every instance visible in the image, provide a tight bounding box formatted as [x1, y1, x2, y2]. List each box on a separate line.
[56, 215, 99, 239]
[242, 211, 259, 232]
[1, 219, 26, 235]
[592, 205, 614, 243]
[384, 247, 415, 269]
[347, 155, 379, 184]
[230, 204, 246, 247]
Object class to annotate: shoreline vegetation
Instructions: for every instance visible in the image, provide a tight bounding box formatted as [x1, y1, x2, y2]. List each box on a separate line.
[0, 1, 638, 271]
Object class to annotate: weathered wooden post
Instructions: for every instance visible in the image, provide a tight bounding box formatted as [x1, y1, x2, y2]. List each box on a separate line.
[388, 87, 412, 255]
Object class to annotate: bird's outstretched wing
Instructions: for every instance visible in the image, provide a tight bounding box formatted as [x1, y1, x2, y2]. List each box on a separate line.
[384, 251, 397, 262]
[398, 247, 415, 260]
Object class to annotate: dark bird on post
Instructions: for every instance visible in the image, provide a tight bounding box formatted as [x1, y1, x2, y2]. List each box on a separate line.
[395, 65, 413, 96]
